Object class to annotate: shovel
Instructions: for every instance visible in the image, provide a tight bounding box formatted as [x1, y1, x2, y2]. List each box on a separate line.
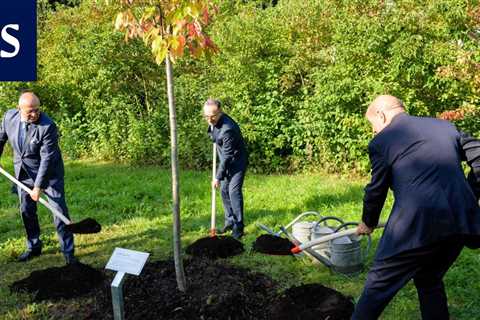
[210, 142, 217, 237]
[290, 222, 385, 254]
[280, 226, 334, 266]
[0, 166, 101, 234]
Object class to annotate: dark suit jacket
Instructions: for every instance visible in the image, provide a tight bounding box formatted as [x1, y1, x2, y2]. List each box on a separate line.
[363, 113, 480, 260]
[0, 109, 65, 190]
[208, 114, 248, 180]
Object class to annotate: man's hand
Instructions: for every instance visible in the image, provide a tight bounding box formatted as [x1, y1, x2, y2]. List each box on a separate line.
[356, 222, 374, 235]
[30, 187, 42, 202]
[212, 179, 220, 189]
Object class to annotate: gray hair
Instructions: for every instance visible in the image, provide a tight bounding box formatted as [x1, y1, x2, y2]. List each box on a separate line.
[204, 98, 221, 109]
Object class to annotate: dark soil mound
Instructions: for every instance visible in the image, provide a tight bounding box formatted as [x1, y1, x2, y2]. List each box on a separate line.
[269, 283, 354, 320]
[10, 262, 105, 301]
[65, 218, 102, 234]
[252, 234, 295, 255]
[186, 236, 244, 259]
[88, 258, 277, 320]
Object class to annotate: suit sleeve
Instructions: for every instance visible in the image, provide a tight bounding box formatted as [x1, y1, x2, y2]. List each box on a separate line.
[362, 143, 390, 228]
[0, 113, 8, 158]
[459, 131, 480, 199]
[34, 123, 60, 189]
[216, 129, 236, 181]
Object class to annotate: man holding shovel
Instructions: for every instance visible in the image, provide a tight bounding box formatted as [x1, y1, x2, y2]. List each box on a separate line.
[0, 92, 77, 264]
[352, 95, 480, 320]
[203, 99, 248, 239]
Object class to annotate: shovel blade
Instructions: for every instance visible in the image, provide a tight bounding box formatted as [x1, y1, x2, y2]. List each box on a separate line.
[64, 218, 101, 234]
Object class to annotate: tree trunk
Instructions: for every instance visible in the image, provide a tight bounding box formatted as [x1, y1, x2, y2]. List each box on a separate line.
[165, 54, 187, 292]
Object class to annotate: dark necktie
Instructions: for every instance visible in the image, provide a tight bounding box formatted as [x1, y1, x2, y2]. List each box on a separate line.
[19, 122, 29, 152]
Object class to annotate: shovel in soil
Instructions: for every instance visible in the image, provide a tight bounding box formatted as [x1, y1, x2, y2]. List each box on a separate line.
[0, 166, 101, 234]
[210, 142, 217, 237]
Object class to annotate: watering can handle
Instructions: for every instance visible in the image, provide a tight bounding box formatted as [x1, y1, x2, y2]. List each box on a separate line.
[312, 216, 344, 230]
[281, 211, 321, 233]
[333, 222, 360, 233]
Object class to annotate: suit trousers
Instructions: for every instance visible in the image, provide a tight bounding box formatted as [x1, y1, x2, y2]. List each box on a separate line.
[220, 169, 246, 233]
[18, 175, 74, 256]
[352, 237, 463, 320]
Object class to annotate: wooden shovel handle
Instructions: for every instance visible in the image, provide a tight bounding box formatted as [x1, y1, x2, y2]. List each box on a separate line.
[0, 166, 71, 225]
[292, 222, 386, 253]
[210, 143, 217, 237]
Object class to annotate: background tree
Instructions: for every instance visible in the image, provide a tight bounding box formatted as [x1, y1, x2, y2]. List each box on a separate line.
[115, 0, 219, 291]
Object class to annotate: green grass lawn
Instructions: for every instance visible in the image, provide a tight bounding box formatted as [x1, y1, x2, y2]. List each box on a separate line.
[0, 159, 479, 319]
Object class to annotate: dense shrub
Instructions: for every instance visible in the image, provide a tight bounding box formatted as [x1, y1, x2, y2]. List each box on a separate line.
[0, 0, 478, 173]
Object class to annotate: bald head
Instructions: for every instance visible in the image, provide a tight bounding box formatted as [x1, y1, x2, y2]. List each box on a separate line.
[367, 95, 404, 116]
[18, 92, 41, 123]
[366, 95, 406, 135]
[19, 92, 40, 108]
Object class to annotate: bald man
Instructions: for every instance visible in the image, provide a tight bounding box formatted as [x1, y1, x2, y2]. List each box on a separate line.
[352, 95, 480, 319]
[0, 92, 77, 264]
[204, 99, 248, 239]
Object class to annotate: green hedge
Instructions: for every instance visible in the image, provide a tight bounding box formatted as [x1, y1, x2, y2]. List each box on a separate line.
[0, 0, 478, 173]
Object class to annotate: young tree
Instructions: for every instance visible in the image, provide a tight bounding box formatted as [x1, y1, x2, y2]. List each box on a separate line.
[115, 0, 218, 292]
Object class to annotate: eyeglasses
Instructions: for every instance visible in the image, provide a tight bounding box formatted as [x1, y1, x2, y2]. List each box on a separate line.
[203, 112, 221, 120]
[24, 109, 40, 115]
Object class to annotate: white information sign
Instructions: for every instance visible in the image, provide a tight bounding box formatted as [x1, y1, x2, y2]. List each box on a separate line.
[105, 248, 150, 276]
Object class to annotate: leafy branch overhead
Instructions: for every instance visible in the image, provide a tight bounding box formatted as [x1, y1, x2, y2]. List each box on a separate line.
[115, 0, 219, 64]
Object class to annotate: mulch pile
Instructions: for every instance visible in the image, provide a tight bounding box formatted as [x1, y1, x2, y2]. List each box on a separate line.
[252, 234, 296, 255]
[9, 262, 105, 301]
[269, 283, 355, 320]
[185, 236, 244, 259]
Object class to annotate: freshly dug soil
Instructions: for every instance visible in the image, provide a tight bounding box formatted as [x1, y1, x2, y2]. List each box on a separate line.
[269, 283, 354, 320]
[88, 258, 277, 320]
[185, 236, 244, 259]
[252, 234, 295, 255]
[44, 258, 354, 320]
[9, 262, 105, 301]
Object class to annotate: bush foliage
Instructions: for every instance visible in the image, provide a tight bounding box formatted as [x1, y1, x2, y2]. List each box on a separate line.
[0, 0, 479, 173]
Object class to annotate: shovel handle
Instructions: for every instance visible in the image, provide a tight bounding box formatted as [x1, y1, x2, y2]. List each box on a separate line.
[0, 166, 72, 225]
[280, 226, 333, 267]
[210, 143, 217, 237]
[292, 222, 386, 253]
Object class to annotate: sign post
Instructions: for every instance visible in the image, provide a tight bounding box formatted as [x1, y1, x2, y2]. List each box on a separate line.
[105, 248, 150, 320]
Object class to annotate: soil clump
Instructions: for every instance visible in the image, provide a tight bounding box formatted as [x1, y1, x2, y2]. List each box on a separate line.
[186, 236, 244, 259]
[88, 258, 276, 319]
[269, 283, 355, 320]
[252, 234, 295, 255]
[10, 262, 105, 301]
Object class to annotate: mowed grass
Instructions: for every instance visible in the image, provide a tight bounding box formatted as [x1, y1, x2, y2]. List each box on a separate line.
[0, 159, 479, 319]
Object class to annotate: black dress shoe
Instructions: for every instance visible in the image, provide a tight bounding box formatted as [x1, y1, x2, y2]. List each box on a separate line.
[217, 225, 233, 234]
[17, 249, 41, 262]
[232, 231, 244, 240]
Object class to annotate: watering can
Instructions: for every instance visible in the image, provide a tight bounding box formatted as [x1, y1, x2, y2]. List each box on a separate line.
[291, 221, 386, 276]
[321, 222, 371, 275]
[292, 221, 314, 244]
[310, 216, 344, 257]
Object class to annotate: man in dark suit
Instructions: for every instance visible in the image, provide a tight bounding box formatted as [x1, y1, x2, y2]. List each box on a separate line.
[0, 92, 77, 264]
[352, 95, 480, 320]
[204, 99, 248, 239]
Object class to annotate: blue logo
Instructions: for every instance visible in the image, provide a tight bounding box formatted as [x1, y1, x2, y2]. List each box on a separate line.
[0, 1, 37, 81]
